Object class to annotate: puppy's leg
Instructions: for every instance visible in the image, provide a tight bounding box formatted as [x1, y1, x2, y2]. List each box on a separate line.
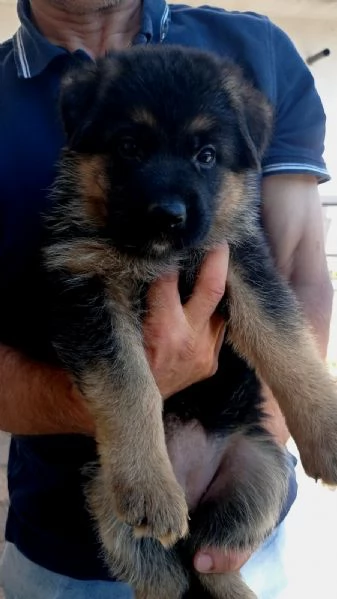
[95, 515, 189, 599]
[185, 575, 256, 599]
[197, 573, 257, 599]
[224, 235, 337, 484]
[50, 275, 188, 547]
[186, 431, 289, 599]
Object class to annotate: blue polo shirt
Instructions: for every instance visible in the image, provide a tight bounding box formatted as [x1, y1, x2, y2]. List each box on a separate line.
[0, 0, 329, 581]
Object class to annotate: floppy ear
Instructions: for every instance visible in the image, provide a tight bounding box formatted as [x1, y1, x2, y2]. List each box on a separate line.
[221, 63, 274, 169]
[59, 61, 100, 147]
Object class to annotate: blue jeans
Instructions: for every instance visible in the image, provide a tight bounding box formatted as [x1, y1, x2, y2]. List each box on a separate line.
[0, 543, 133, 599]
[0, 525, 286, 599]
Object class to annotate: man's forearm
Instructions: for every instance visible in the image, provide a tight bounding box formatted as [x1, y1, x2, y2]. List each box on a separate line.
[0, 344, 94, 436]
[292, 280, 333, 359]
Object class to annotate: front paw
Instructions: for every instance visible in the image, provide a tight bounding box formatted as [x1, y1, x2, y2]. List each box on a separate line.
[114, 472, 189, 546]
[89, 467, 189, 548]
[297, 405, 337, 485]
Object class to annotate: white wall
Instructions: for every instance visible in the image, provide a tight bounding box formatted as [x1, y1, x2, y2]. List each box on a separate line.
[0, 2, 335, 195]
[0, 4, 18, 41]
[272, 17, 337, 198]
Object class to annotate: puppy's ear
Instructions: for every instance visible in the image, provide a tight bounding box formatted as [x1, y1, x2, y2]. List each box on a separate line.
[221, 64, 273, 169]
[59, 62, 100, 147]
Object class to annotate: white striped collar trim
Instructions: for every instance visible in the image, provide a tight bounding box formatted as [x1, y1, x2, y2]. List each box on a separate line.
[14, 27, 31, 79]
[160, 2, 170, 42]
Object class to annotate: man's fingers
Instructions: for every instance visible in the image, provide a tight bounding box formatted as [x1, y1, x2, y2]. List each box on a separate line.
[185, 245, 229, 328]
[212, 314, 226, 357]
[194, 547, 252, 574]
[146, 272, 182, 319]
[143, 247, 228, 397]
[146, 245, 229, 326]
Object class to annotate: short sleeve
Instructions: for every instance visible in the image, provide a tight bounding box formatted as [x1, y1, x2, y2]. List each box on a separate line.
[262, 22, 330, 183]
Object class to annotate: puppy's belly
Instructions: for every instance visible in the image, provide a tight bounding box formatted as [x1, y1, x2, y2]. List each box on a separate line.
[165, 416, 229, 511]
[200, 433, 265, 504]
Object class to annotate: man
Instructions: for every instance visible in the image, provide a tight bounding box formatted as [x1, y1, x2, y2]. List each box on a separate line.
[0, 0, 333, 597]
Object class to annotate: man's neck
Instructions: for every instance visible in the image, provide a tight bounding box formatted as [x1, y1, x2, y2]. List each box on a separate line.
[30, 0, 143, 57]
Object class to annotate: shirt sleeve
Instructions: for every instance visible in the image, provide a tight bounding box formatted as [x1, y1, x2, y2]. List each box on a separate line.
[262, 21, 330, 183]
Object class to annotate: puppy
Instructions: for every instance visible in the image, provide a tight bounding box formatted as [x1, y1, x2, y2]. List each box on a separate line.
[41, 46, 337, 598]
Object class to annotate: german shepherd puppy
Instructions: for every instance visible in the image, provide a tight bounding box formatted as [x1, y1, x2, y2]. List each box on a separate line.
[42, 46, 337, 598]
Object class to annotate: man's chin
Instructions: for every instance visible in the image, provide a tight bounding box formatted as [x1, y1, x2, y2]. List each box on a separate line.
[48, 0, 124, 15]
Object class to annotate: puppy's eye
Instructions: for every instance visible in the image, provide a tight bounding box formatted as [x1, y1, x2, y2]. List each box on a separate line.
[195, 145, 216, 167]
[118, 136, 141, 160]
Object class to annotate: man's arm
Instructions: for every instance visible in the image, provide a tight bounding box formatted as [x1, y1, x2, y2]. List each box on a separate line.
[194, 174, 334, 574]
[0, 345, 95, 436]
[262, 174, 333, 357]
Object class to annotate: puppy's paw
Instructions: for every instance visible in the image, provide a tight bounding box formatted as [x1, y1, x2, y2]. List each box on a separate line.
[298, 432, 337, 486]
[113, 472, 189, 546]
[89, 466, 189, 548]
[300, 448, 337, 487]
[296, 398, 337, 486]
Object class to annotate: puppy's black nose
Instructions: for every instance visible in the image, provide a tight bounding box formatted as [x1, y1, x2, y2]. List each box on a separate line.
[148, 201, 187, 230]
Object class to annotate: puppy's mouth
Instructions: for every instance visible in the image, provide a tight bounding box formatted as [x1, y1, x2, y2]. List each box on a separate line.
[147, 228, 191, 257]
[124, 232, 184, 259]
[148, 236, 174, 256]
[114, 219, 208, 259]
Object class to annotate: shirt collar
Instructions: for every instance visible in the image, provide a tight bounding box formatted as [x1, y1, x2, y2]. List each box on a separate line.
[13, 0, 170, 79]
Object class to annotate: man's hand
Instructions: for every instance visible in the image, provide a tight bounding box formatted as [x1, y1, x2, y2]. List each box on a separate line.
[143, 246, 228, 399]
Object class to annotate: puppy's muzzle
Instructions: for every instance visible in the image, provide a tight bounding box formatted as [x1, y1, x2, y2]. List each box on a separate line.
[148, 200, 187, 232]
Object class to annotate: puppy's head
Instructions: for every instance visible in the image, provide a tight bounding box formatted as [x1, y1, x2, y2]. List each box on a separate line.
[59, 46, 272, 257]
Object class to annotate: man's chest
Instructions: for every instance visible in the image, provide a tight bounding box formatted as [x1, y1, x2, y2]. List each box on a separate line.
[0, 69, 67, 268]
